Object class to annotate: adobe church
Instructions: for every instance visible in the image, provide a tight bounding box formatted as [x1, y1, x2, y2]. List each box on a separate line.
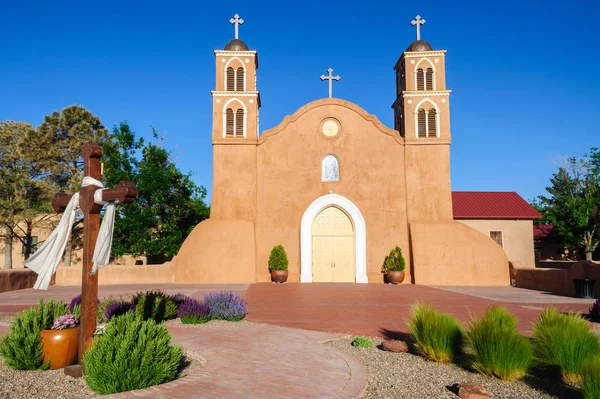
[173, 15, 512, 286]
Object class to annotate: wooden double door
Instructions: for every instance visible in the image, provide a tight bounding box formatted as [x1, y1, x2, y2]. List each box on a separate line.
[311, 206, 355, 283]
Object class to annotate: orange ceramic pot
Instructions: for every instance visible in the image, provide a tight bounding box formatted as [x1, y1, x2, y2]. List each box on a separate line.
[39, 326, 80, 369]
[270, 270, 288, 283]
[386, 271, 405, 284]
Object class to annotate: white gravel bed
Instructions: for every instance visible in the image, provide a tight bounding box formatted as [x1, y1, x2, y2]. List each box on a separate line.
[0, 354, 202, 399]
[327, 337, 581, 399]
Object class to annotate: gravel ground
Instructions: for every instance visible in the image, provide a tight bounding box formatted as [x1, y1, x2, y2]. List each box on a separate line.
[0, 354, 202, 399]
[327, 337, 582, 399]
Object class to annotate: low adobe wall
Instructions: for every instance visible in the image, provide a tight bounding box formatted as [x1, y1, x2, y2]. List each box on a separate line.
[510, 260, 600, 298]
[410, 221, 509, 286]
[55, 264, 174, 286]
[0, 269, 51, 293]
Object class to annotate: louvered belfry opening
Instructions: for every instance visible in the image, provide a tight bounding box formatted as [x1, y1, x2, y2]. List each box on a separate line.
[427, 108, 437, 137]
[425, 68, 434, 90]
[226, 67, 235, 91]
[236, 67, 244, 91]
[418, 109, 427, 137]
[235, 109, 244, 137]
[225, 108, 234, 137]
[416, 68, 425, 90]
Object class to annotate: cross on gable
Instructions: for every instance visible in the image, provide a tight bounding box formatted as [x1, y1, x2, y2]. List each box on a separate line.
[320, 68, 340, 98]
[230, 14, 244, 40]
[411, 15, 426, 41]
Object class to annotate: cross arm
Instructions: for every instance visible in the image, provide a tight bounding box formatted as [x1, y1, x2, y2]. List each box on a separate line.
[52, 192, 74, 213]
[100, 181, 138, 204]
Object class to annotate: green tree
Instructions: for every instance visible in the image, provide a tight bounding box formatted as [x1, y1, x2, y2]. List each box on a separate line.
[26, 105, 109, 266]
[0, 121, 54, 269]
[101, 123, 209, 261]
[538, 148, 600, 261]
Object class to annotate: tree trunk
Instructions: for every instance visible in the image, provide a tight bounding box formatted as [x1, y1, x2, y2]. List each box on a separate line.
[64, 235, 72, 266]
[586, 251, 593, 261]
[3, 224, 13, 269]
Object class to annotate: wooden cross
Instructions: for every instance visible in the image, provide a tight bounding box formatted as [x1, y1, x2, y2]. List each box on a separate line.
[411, 15, 426, 41]
[320, 68, 340, 98]
[229, 13, 244, 40]
[52, 143, 137, 375]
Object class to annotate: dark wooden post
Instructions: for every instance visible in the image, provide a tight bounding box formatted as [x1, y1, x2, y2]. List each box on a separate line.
[52, 143, 137, 378]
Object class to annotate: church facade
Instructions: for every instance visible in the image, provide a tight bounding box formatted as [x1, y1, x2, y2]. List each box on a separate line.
[173, 17, 510, 285]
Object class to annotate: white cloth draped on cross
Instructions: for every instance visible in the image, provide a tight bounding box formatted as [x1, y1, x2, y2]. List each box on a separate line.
[23, 176, 117, 290]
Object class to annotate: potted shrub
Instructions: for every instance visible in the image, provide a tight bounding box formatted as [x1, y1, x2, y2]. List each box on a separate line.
[40, 313, 80, 369]
[383, 246, 406, 284]
[268, 244, 289, 283]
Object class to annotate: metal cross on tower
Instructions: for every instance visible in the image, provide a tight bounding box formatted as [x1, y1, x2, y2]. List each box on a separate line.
[320, 68, 340, 98]
[230, 14, 244, 39]
[411, 15, 426, 40]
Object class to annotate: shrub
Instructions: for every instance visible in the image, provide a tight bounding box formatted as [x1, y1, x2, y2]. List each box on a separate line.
[268, 245, 289, 271]
[104, 301, 134, 321]
[82, 312, 182, 394]
[533, 307, 600, 383]
[52, 314, 80, 330]
[408, 302, 463, 363]
[590, 299, 600, 323]
[177, 297, 210, 324]
[582, 356, 600, 399]
[204, 291, 247, 321]
[132, 290, 178, 323]
[384, 246, 406, 272]
[467, 307, 532, 381]
[0, 299, 68, 370]
[97, 297, 118, 323]
[351, 336, 373, 348]
[170, 293, 187, 308]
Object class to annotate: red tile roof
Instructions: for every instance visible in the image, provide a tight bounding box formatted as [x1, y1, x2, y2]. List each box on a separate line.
[452, 192, 542, 220]
[533, 224, 557, 240]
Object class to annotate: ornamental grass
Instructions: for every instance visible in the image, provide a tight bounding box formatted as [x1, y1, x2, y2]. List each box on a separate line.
[533, 307, 600, 384]
[467, 307, 532, 381]
[582, 356, 600, 399]
[407, 302, 463, 363]
[83, 312, 182, 394]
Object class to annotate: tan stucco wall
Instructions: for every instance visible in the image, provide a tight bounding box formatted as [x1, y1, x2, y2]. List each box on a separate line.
[457, 219, 535, 267]
[55, 264, 174, 286]
[173, 219, 256, 283]
[410, 221, 510, 286]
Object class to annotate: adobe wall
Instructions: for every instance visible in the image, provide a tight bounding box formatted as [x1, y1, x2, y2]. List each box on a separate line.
[457, 219, 535, 267]
[411, 221, 510, 285]
[0, 269, 45, 293]
[54, 264, 174, 286]
[173, 219, 256, 283]
[253, 99, 411, 283]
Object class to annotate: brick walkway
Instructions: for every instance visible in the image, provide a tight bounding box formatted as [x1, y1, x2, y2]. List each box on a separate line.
[244, 283, 594, 337]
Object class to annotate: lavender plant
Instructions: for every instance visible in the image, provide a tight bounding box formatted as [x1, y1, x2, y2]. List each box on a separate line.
[204, 291, 247, 321]
[51, 314, 80, 330]
[177, 297, 210, 324]
[104, 301, 134, 321]
[590, 299, 600, 322]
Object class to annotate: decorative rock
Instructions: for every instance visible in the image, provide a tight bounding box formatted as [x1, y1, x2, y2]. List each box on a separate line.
[381, 339, 409, 353]
[458, 383, 490, 399]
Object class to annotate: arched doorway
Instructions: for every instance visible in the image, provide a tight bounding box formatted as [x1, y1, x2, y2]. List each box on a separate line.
[311, 206, 355, 282]
[300, 194, 368, 283]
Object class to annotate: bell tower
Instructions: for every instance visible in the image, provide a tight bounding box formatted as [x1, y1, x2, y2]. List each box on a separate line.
[210, 14, 259, 222]
[212, 13, 260, 142]
[392, 15, 451, 141]
[394, 15, 454, 222]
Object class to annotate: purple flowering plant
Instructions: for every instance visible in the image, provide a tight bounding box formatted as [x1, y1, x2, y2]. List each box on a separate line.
[104, 300, 134, 321]
[590, 299, 600, 322]
[51, 314, 79, 330]
[204, 291, 246, 321]
[177, 297, 210, 324]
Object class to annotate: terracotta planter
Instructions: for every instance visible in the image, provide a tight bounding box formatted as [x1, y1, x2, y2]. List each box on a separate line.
[270, 269, 288, 283]
[39, 326, 80, 370]
[386, 271, 405, 285]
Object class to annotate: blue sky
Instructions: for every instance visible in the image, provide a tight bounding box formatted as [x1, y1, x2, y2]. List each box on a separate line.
[1, 0, 598, 203]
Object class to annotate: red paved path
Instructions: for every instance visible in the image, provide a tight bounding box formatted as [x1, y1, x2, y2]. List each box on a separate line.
[245, 283, 593, 337]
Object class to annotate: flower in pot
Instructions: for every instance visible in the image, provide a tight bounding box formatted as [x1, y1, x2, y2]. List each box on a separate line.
[269, 245, 289, 283]
[383, 246, 406, 284]
[40, 313, 80, 369]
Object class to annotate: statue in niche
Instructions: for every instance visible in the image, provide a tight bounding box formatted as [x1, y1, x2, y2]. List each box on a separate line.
[322, 155, 339, 182]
